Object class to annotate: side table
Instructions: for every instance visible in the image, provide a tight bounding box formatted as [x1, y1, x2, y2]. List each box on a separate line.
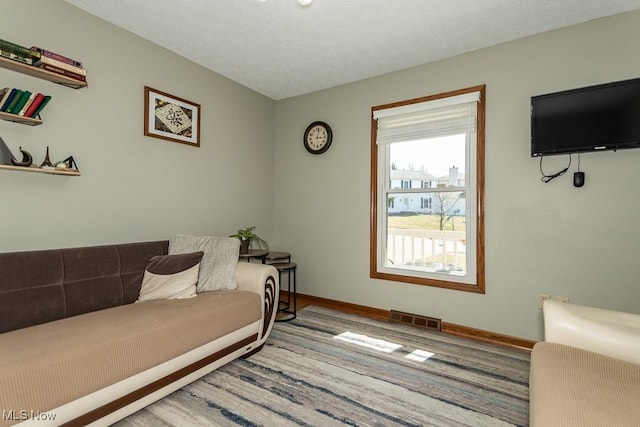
[238, 249, 268, 264]
[273, 261, 297, 322]
[265, 251, 291, 263]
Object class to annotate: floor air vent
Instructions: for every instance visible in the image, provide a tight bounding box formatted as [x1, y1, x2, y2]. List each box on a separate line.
[389, 310, 441, 331]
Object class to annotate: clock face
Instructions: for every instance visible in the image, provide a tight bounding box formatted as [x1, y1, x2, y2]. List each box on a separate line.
[304, 121, 332, 154]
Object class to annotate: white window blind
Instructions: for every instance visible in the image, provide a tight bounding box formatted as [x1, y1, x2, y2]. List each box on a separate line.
[373, 91, 480, 145]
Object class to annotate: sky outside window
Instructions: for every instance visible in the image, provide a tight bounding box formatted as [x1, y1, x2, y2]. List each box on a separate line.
[389, 134, 465, 176]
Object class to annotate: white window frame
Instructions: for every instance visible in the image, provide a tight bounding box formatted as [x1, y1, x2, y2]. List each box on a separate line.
[370, 85, 485, 293]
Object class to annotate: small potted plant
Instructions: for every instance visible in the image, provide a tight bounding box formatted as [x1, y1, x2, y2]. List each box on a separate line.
[230, 226, 268, 254]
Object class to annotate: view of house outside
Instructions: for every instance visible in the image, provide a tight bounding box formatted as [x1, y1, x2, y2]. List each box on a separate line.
[385, 135, 467, 275]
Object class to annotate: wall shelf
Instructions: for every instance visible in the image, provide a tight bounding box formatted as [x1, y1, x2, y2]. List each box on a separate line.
[0, 56, 87, 89]
[0, 164, 80, 176]
[0, 110, 43, 126]
[0, 48, 86, 177]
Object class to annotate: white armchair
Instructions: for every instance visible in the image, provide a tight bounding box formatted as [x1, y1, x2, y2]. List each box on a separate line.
[543, 299, 640, 364]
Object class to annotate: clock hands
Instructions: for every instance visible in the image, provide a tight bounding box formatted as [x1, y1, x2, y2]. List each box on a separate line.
[309, 127, 325, 147]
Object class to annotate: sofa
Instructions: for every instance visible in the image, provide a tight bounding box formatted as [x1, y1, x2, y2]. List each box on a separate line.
[0, 239, 279, 426]
[529, 299, 640, 426]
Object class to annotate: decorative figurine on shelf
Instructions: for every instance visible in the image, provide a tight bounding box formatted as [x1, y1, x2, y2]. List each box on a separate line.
[40, 146, 54, 169]
[55, 156, 79, 172]
[0, 136, 18, 166]
[10, 146, 33, 167]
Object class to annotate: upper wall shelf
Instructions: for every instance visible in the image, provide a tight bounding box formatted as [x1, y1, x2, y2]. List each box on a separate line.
[0, 56, 87, 89]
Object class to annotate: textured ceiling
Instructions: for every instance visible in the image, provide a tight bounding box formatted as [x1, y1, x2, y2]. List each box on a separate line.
[64, 0, 640, 100]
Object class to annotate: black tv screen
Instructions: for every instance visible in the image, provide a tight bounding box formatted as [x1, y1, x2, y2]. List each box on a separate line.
[531, 78, 640, 157]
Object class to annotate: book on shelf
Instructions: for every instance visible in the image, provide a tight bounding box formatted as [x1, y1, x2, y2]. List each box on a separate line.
[3, 89, 24, 113]
[0, 87, 9, 106]
[35, 55, 86, 76]
[30, 95, 51, 118]
[7, 90, 31, 114]
[37, 62, 86, 82]
[0, 88, 17, 111]
[0, 48, 34, 65]
[17, 92, 36, 116]
[23, 93, 45, 118]
[31, 46, 81, 68]
[0, 38, 38, 60]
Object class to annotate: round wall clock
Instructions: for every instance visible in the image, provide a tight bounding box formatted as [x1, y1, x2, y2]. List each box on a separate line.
[303, 121, 333, 154]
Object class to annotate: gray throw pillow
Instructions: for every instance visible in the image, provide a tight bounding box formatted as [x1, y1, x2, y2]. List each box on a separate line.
[169, 234, 240, 292]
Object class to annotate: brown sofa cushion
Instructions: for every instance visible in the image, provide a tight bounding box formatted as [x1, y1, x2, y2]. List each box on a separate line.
[0, 241, 169, 333]
[64, 244, 123, 316]
[0, 249, 65, 333]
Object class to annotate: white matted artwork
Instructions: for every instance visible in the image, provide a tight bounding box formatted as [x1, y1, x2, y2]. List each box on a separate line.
[144, 86, 200, 147]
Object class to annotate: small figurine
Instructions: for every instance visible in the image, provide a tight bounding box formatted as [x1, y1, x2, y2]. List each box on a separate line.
[40, 146, 54, 169]
[55, 155, 79, 172]
[11, 146, 33, 167]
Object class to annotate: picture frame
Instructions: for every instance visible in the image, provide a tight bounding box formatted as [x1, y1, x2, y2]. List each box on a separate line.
[144, 86, 200, 147]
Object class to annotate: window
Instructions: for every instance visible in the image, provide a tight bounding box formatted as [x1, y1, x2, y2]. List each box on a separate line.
[370, 86, 485, 293]
[420, 197, 432, 210]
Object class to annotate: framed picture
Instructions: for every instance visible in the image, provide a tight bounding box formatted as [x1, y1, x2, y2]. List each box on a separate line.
[144, 86, 200, 147]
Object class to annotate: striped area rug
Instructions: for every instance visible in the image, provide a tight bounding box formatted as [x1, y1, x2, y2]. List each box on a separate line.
[116, 306, 530, 426]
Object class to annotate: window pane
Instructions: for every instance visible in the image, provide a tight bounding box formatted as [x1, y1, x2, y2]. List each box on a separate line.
[385, 191, 466, 276]
[389, 134, 465, 188]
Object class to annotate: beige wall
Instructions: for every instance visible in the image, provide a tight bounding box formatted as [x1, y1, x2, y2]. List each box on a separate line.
[0, 0, 275, 252]
[3, 2, 639, 341]
[273, 11, 640, 340]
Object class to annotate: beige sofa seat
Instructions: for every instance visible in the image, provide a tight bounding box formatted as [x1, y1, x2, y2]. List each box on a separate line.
[530, 342, 640, 427]
[0, 290, 260, 421]
[530, 300, 640, 427]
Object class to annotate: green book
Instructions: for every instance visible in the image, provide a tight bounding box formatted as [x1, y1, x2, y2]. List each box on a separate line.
[4, 89, 23, 113]
[7, 90, 31, 114]
[31, 95, 52, 118]
[0, 38, 33, 58]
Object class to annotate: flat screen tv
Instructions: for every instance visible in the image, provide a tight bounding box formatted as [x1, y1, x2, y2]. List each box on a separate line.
[531, 78, 640, 157]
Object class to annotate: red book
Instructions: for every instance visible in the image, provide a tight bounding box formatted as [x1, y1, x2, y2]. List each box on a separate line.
[30, 95, 52, 118]
[24, 93, 45, 118]
[37, 63, 86, 82]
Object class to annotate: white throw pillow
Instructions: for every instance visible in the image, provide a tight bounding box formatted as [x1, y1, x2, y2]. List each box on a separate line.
[169, 234, 240, 292]
[136, 252, 203, 302]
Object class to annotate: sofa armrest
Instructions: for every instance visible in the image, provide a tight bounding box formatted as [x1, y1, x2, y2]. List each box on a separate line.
[543, 299, 640, 364]
[235, 262, 278, 294]
[235, 262, 279, 341]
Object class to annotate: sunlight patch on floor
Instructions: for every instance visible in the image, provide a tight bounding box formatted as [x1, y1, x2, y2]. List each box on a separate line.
[405, 349, 435, 362]
[333, 331, 402, 353]
[333, 331, 436, 362]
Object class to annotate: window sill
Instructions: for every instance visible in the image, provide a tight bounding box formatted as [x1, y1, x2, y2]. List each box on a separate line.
[370, 270, 485, 294]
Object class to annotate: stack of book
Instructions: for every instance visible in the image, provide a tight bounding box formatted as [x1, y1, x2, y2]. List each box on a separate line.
[31, 46, 86, 83]
[0, 37, 86, 85]
[0, 87, 52, 118]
